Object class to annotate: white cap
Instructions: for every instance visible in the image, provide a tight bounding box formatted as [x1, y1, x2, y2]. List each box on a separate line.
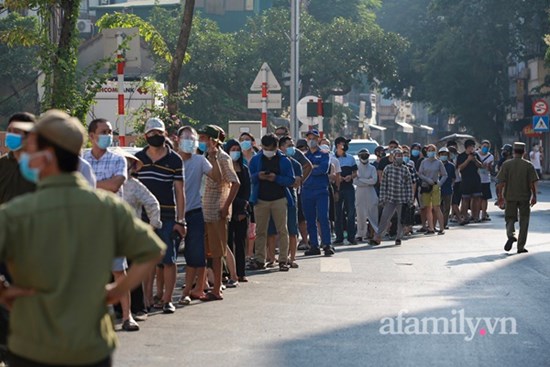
[145, 118, 165, 134]
[438, 147, 449, 153]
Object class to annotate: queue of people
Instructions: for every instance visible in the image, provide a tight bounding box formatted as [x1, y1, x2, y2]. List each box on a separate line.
[0, 111, 541, 366]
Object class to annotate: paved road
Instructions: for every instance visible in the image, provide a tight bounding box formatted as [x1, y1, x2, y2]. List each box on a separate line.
[114, 183, 550, 367]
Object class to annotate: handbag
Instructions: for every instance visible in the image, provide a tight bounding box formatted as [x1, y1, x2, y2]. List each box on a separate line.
[420, 181, 433, 194]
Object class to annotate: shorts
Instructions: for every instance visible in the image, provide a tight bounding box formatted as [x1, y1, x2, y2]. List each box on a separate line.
[268, 206, 299, 236]
[183, 209, 206, 268]
[481, 183, 492, 200]
[421, 185, 441, 207]
[460, 179, 482, 198]
[112, 257, 128, 272]
[452, 182, 462, 205]
[297, 193, 305, 222]
[205, 219, 228, 258]
[155, 219, 177, 265]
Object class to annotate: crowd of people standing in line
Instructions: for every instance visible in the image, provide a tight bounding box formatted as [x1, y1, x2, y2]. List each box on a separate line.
[0, 110, 541, 366]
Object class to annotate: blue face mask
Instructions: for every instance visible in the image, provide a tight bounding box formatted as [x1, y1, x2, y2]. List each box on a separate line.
[179, 139, 196, 154]
[5, 133, 23, 151]
[286, 147, 296, 157]
[440, 155, 448, 162]
[97, 134, 112, 150]
[481, 147, 489, 154]
[403, 156, 410, 164]
[240, 140, 252, 151]
[19, 152, 40, 183]
[230, 151, 241, 161]
[411, 149, 420, 157]
[198, 141, 208, 152]
[427, 151, 436, 159]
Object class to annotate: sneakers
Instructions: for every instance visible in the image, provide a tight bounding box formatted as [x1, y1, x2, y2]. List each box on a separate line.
[162, 302, 176, 314]
[226, 279, 239, 288]
[304, 247, 321, 256]
[297, 241, 310, 250]
[247, 259, 266, 270]
[323, 245, 335, 256]
[122, 319, 140, 331]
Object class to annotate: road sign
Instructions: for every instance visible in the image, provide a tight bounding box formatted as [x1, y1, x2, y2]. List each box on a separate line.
[250, 62, 281, 91]
[523, 124, 543, 138]
[532, 115, 549, 132]
[247, 93, 282, 109]
[532, 99, 548, 116]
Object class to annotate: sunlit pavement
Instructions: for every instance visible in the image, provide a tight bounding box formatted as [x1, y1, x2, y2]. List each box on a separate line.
[115, 182, 550, 367]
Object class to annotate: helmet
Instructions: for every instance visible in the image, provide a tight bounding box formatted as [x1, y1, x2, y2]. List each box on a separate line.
[501, 144, 512, 154]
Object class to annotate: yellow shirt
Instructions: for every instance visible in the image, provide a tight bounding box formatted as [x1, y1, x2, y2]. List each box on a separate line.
[0, 173, 165, 365]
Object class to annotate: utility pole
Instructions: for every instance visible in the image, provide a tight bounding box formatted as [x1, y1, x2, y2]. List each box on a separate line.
[290, 0, 300, 140]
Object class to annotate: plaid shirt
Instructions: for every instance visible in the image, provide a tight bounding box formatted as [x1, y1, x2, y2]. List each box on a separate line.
[203, 149, 240, 223]
[406, 161, 420, 185]
[83, 149, 127, 197]
[380, 162, 413, 205]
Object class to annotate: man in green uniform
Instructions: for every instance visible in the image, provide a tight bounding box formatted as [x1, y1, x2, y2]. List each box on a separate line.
[496, 142, 538, 254]
[0, 110, 165, 367]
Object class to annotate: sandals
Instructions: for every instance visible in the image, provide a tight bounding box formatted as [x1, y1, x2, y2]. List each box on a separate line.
[122, 319, 140, 332]
[437, 230, 445, 235]
[289, 261, 299, 269]
[279, 263, 290, 272]
[178, 296, 191, 305]
[199, 292, 223, 302]
[238, 276, 249, 282]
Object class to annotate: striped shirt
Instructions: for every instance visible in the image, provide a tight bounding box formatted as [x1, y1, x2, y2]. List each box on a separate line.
[203, 150, 239, 223]
[135, 146, 184, 221]
[83, 149, 127, 197]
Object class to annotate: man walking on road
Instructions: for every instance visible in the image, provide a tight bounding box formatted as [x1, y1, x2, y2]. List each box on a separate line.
[0, 110, 165, 367]
[497, 142, 539, 254]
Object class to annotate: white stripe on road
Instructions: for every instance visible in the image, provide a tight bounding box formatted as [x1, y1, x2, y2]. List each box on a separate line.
[320, 258, 352, 273]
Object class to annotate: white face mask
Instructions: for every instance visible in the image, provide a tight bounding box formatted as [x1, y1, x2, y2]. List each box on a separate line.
[533, 146, 540, 152]
[263, 150, 276, 158]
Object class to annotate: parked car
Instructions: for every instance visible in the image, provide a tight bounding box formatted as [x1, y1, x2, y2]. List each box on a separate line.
[347, 139, 380, 164]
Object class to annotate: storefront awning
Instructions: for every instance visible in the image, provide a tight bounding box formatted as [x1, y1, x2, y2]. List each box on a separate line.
[395, 121, 414, 134]
[418, 124, 434, 134]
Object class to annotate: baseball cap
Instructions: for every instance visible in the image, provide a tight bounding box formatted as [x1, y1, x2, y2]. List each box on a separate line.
[334, 136, 351, 146]
[374, 145, 385, 153]
[296, 139, 308, 149]
[198, 124, 223, 144]
[438, 147, 449, 153]
[12, 109, 85, 155]
[306, 129, 320, 137]
[145, 118, 165, 134]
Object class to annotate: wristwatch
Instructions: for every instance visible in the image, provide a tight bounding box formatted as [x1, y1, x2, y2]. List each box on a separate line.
[175, 220, 187, 227]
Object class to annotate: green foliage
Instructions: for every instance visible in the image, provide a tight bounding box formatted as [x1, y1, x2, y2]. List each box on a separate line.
[307, 0, 381, 24]
[96, 12, 174, 63]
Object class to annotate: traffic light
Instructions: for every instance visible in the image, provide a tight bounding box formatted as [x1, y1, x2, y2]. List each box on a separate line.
[307, 100, 317, 117]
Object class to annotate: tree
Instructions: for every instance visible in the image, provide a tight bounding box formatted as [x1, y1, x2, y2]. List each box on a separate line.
[306, 0, 381, 24]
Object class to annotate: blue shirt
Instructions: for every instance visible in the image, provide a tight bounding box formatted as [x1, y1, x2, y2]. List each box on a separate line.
[303, 149, 330, 190]
[441, 162, 456, 196]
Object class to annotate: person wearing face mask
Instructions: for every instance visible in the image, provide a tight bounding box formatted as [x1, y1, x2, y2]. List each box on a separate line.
[438, 147, 456, 229]
[135, 118, 187, 313]
[529, 142, 543, 180]
[372, 145, 385, 196]
[197, 125, 240, 300]
[418, 144, 448, 235]
[224, 139, 251, 282]
[401, 146, 419, 236]
[354, 148, 378, 242]
[456, 139, 483, 225]
[174, 126, 219, 304]
[377, 139, 399, 184]
[248, 134, 294, 271]
[0, 110, 165, 367]
[476, 140, 494, 221]
[0, 112, 37, 205]
[447, 142, 462, 222]
[84, 119, 139, 330]
[333, 136, 358, 246]
[116, 148, 162, 322]
[373, 148, 413, 246]
[302, 129, 335, 256]
[410, 142, 423, 170]
[239, 132, 257, 165]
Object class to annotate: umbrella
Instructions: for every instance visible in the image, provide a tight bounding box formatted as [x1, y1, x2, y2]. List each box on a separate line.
[437, 133, 477, 152]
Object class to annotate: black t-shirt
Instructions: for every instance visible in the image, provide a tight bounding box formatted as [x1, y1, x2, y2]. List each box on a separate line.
[258, 155, 285, 201]
[456, 152, 481, 184]
[377, 156, 391, 173]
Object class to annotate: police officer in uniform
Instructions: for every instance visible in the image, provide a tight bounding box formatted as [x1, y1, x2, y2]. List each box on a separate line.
[496, 142, 539, 254]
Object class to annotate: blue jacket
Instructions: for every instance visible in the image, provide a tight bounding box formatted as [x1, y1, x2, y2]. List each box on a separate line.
[303, 148, 330, 190]
[249, 150, 295, 206]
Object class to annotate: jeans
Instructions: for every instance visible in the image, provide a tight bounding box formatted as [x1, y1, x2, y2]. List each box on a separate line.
[302, 188, 331, 247]
[334, 187, 357, 241]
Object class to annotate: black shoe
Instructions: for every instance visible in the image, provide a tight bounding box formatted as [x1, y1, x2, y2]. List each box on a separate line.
[323, 245, 335, 256]
[348, 240, 358, 245]
[355, 237, 363, 242]
[395, 239, 402, 246]
[162, 302, 176, 314]
[247, 260, 265, 270]
[332, 239, 344, 246]
[504, 237, 517, 252]
[304, 247, 321, 256]
[517, 248, 528, 254]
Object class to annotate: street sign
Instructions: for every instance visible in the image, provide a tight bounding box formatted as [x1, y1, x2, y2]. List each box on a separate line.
[523, 124, 543, 138]
[532, 115, 549, 132]
[250, 62, 281, 91]
[532, 99, 548, 116]
[247, 93, 282, 109]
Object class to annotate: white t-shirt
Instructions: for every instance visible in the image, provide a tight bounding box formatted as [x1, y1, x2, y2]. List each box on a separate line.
[476, 152, 494, 183]
[530, 151, 542, 170]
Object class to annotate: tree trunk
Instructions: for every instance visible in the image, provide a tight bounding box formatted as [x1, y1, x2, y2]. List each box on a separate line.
[50, 0, 79, 112]
[167, 0, 195, 115]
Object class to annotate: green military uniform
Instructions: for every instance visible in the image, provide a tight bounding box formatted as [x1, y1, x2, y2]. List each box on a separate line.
[0, 151, 36, 205]
[0, 173, 166, 365]
[496, 144, 538, 251]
